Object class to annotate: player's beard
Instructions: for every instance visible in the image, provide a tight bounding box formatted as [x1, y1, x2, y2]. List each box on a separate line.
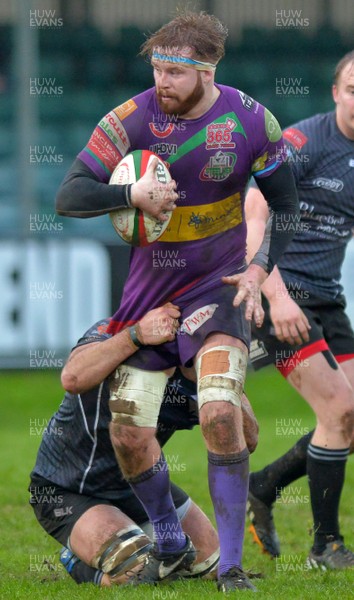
[156, 72, 205, 117]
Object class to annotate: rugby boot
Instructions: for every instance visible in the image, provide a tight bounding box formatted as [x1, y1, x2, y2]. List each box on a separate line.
[247, 491, 280, 558]
[125, 534, 196, 584]
[306, 538, 354, 570]
[217, 566, 258, 592]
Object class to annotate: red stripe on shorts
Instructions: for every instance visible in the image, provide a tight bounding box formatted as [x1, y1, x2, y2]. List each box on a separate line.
[168, 276, 203, 301]
[335, 353, 354, 363]
[277, 339, 329, 378]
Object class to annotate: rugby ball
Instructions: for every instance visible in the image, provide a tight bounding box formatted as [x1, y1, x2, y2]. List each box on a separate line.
[109, 150, 172, 246]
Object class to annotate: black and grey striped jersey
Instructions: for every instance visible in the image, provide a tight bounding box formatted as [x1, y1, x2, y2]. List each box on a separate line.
[277, 111, 354, 300]
[30, 319, 198, 499]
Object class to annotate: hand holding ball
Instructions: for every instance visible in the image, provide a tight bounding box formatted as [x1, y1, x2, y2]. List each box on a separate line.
[109, 150, 176, 246]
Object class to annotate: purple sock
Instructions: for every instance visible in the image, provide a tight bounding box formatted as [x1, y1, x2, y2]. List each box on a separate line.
[208, 448, 249, 576]
[128, 453, 186, 555]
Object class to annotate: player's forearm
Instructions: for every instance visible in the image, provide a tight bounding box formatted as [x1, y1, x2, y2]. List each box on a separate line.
[55, 158, 130, 218]
[61, 329, 137, 393]
[245, 217, 267, 265]
[245, 185, 293, 303]
[253, 162, 299, 273]
[260, 265, 289, 302]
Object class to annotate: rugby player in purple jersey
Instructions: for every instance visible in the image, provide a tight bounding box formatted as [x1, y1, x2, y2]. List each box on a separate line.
[56, 11, 299, 592]
[246, 50, 354, 570]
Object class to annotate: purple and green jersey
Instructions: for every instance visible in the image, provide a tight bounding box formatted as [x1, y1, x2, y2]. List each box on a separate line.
[78, 85, 286, 332]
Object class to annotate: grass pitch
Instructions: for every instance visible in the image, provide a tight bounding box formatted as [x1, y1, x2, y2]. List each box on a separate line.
[0, 368, 353, 599]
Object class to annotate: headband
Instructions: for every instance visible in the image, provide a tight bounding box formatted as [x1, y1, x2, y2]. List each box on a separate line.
[151, 51, 216, 71]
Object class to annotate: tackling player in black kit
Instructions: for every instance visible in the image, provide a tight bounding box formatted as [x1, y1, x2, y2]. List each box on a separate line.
[246, 50, 354, 569]
[29, 302, 258, 586]
[29, 303, 220, 585]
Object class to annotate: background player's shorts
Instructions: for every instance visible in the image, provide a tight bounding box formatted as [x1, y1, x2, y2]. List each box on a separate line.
[250, 294, 354, 377]
[124, 284, 251, 371]
[29, 475, 188, 546]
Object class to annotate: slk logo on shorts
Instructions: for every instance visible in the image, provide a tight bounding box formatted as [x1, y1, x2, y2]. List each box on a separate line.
[53, 506, 73, 517]
[181, 304, 219, 335]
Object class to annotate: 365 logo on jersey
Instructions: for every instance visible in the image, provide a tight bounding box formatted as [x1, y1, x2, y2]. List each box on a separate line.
[206, 118, 237, 150]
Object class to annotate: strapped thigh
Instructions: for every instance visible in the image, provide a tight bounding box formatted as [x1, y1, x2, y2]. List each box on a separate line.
[109, 365, 168, 427]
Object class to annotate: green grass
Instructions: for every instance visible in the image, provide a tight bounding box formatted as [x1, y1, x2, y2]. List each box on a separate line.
[0, 369, 353, 599]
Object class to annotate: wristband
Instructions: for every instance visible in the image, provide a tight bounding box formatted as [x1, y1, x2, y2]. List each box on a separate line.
[129, 324, 144, 348]
[124, 183, 133, 208]
[250, 252, 271, 274]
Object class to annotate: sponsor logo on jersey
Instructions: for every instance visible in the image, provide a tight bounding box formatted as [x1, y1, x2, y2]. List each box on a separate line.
[159, 193, 242, 242]
[349, 158, 354, 167]
[113, 99, 138, 121]
[99, 111, 130, 156]
[313, 177, 344, 192]
[199, 151, 237, 181]
[252, 152, 269, 174]
[238, 91, 255, 111]
[181, 304, 219, 335]
[149, 142, 177, 155]
[87, 129, 122, 172]
[149, 122, 175, 138]
[206, 118, 237, 150]
[96, 323, 109, 334]
[264, 108, 282, 142]
[283, 127, 308, 150]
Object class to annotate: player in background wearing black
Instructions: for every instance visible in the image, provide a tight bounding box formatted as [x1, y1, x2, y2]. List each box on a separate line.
[246, 50, 354, 569]
[29, 303, 259, 586]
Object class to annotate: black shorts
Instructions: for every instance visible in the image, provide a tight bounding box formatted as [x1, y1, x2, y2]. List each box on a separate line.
[250, 294, 354, 377]
[29, 475, 189, 546]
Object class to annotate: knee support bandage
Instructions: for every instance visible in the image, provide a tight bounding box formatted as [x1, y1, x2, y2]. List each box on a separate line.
[195, 346, 247, 409]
